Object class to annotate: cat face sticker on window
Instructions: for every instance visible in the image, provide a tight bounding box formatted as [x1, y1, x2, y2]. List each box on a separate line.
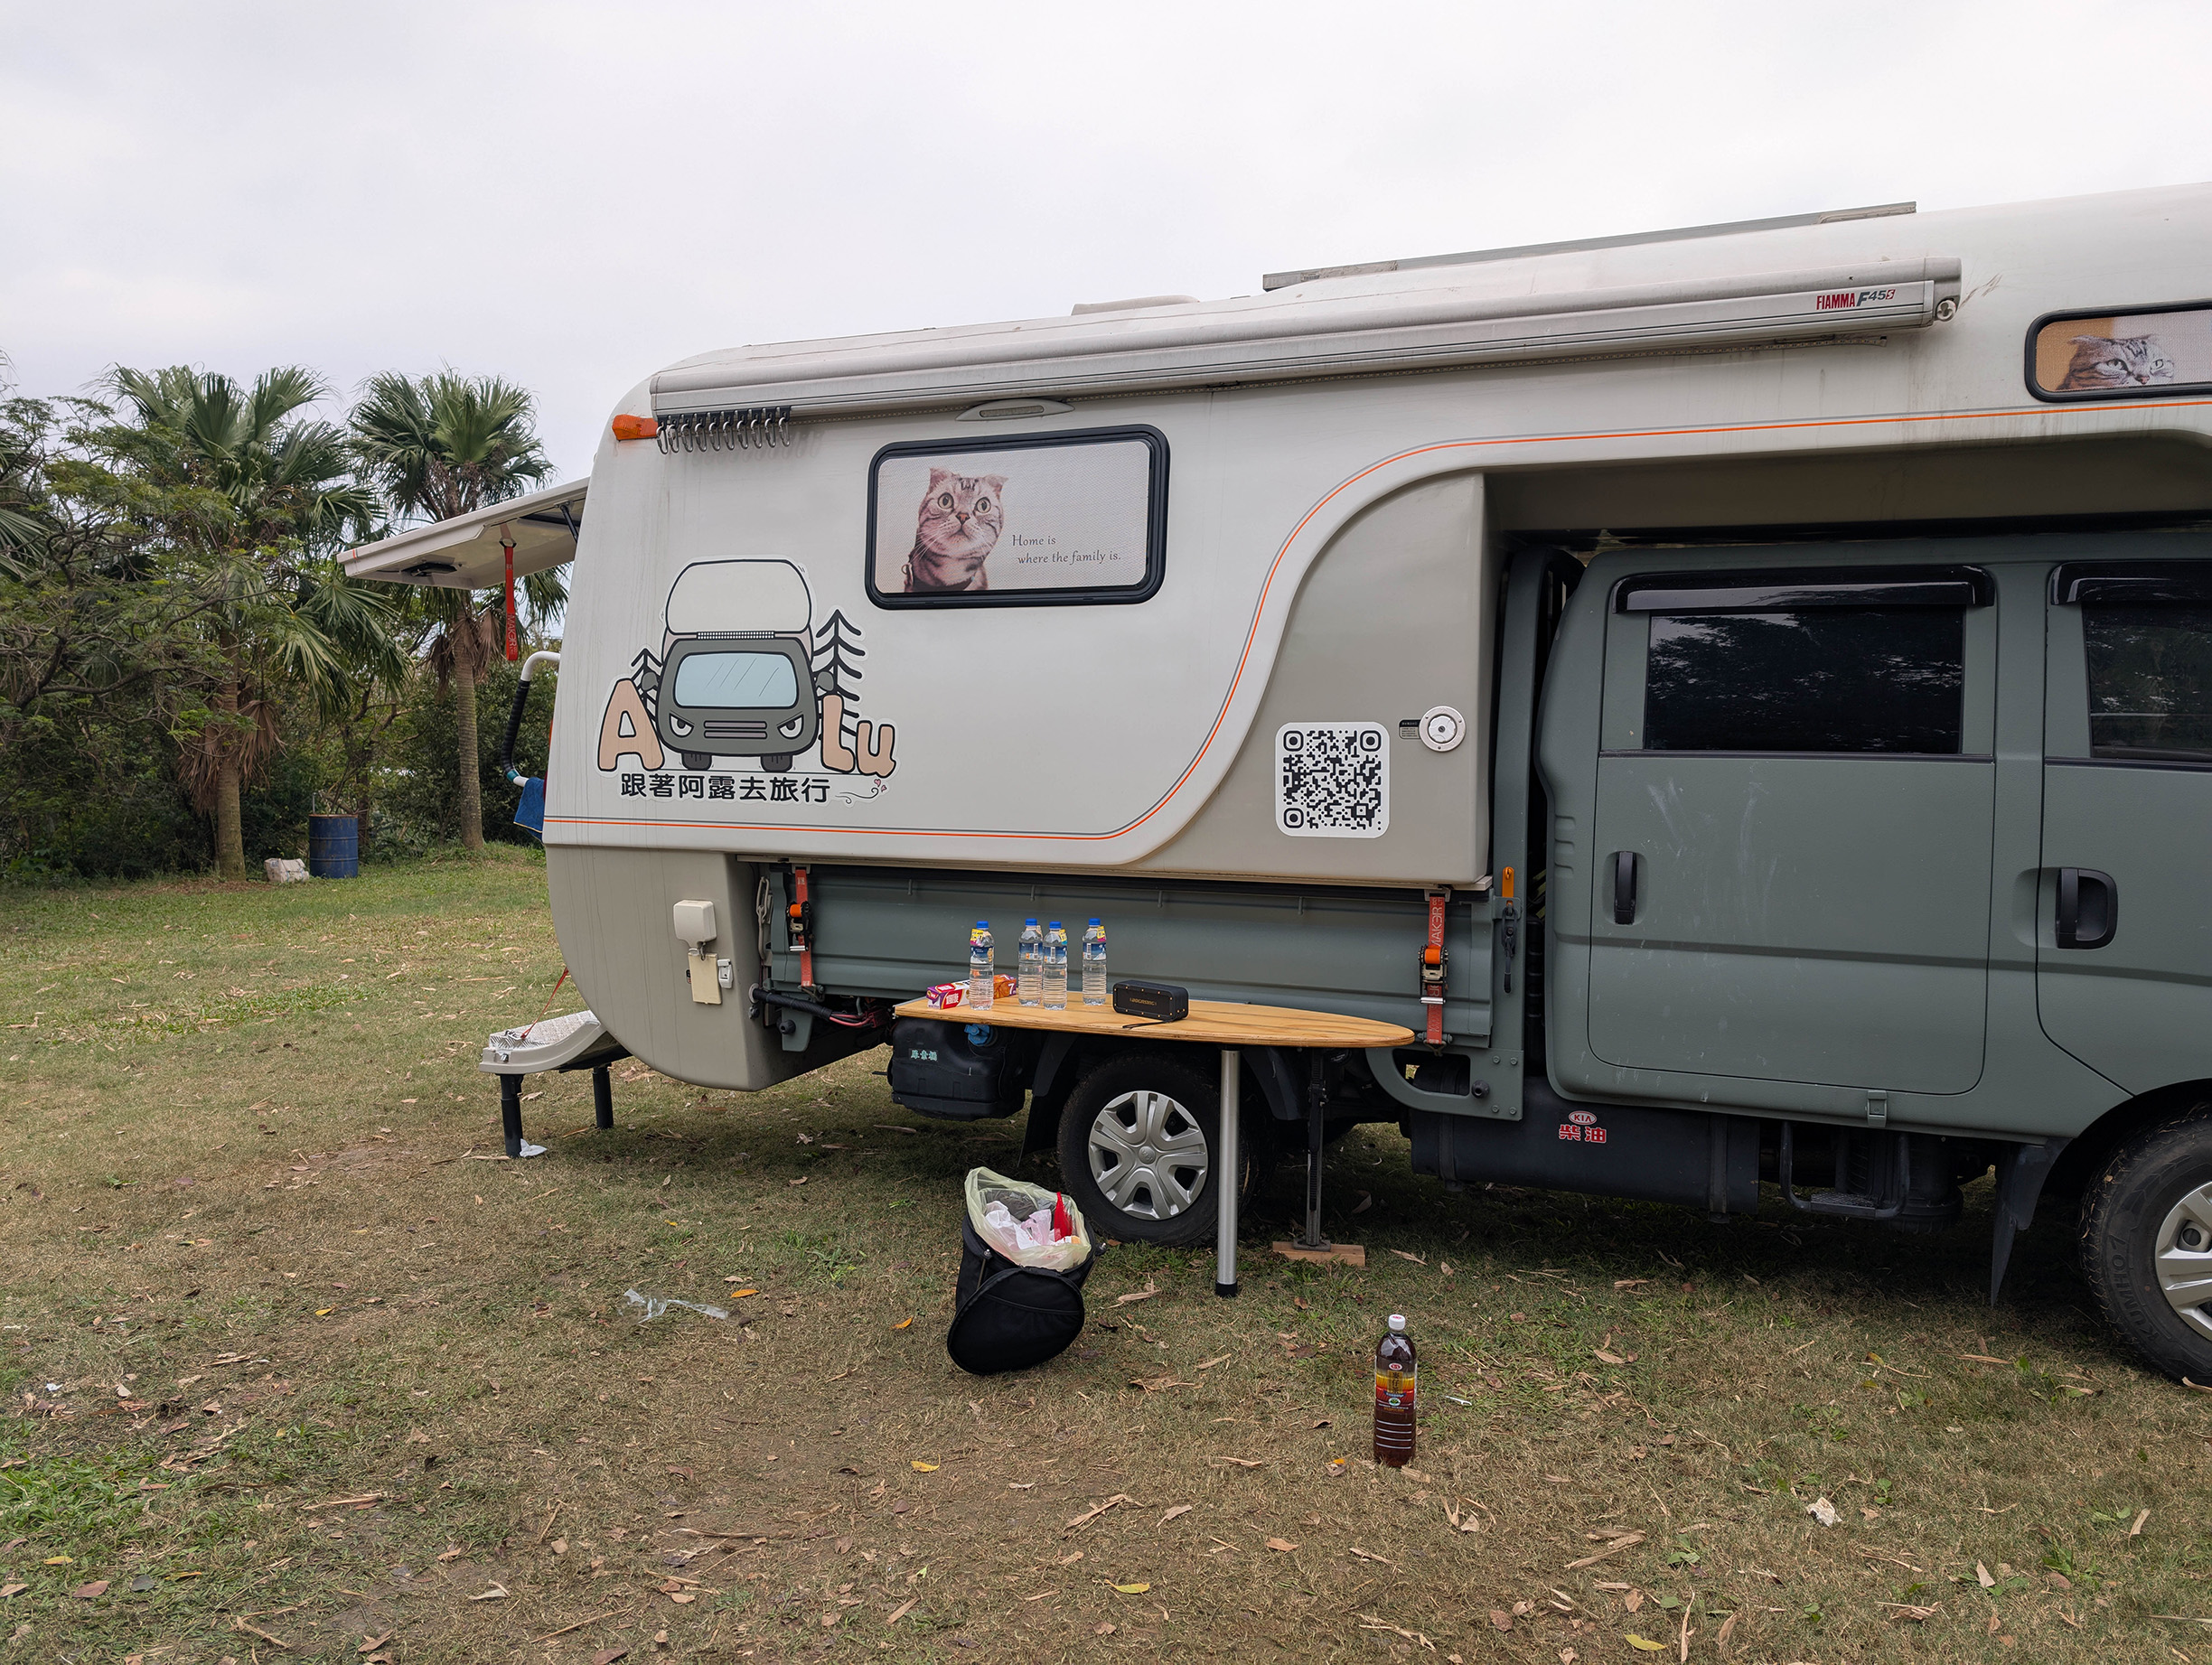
[867, 426, 1167, 608]
[2029, 303, 2212, 401]
[906, 468, 1008, 593]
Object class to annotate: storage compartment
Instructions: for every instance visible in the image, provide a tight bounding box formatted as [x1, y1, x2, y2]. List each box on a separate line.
[889, 1016, 1028, 1120]
[1410, 1082, 1760, 1214]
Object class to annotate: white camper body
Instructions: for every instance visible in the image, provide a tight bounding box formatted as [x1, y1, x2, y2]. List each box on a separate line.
[520, 186, 2207, 887]
[345, 181, 2212, 1095]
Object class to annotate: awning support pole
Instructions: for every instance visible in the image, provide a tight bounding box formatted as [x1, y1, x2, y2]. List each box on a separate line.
[501, 537, 520, 661]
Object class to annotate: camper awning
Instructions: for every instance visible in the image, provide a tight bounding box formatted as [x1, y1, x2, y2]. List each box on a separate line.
[341, 479, 587, 590]
[649, 258, 1963, 420]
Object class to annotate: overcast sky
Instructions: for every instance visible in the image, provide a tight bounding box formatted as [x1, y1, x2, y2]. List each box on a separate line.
[6, 0, 2210, 484]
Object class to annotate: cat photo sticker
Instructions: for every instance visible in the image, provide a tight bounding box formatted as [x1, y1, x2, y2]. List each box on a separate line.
[2029, 301, 2212, 401]
[866, 426, 1168, 608]
[902, 467, 1008, 593]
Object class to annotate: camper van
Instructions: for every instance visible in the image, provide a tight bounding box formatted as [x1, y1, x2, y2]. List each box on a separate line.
[348, 183, 2212, 1383]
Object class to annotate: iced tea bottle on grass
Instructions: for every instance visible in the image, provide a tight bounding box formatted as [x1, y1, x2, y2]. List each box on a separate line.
[1373, 1314, 1416, 1467]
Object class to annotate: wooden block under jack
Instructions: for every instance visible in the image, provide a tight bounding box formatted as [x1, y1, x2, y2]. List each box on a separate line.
[1271, 1241, 1366, 1267]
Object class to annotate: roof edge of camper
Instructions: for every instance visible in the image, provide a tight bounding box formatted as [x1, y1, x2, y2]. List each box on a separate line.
[342, 478, 588, 590]
[1261, 201, 1919, 292]
[650, 257, 1960, 421]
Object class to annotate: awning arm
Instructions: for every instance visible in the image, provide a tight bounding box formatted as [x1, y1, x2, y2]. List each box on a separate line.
[342, 478, 588, 590]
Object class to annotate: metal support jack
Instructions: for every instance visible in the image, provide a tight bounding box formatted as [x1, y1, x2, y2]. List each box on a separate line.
[1273, 1052, 1366, 1267]
[1302, 1052, 1328, 1250]
[500, 1072, 523, 1159]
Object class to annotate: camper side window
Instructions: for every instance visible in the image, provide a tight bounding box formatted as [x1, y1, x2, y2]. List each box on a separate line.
[865, 426, 1168, 609]
[1642, 607, 1966, 754]
[2082, 603, 2212, 762]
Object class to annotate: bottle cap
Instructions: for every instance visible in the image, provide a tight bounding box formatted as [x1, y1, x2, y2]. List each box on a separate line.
[1387, 1314, 1406, 1333]
[1026, 917, 1037, 926]
[976, 920, 989, 928]
[1089, 917, 1101, 925]
[1048, 920, 1062, 929]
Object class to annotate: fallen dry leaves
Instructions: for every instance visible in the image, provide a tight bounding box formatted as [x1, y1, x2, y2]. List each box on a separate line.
[1565, 1530, 1645, 1570]
[1358, 1614, 1431, 1649]
[1065, 1494, 1130, 1532]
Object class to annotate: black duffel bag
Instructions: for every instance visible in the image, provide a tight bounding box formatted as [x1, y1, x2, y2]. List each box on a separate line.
[946, 1214, 1097, 1376]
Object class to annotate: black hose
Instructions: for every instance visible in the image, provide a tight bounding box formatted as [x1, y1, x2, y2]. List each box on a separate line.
[499, 676, 532, 783]
[750, 987, 887, 1029]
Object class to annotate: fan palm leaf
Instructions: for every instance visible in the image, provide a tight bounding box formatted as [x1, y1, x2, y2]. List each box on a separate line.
[349, 370, 555, 852]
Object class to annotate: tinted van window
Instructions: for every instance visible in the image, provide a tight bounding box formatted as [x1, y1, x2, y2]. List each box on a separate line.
[1644, 609, 1965, 753]
[2083, 603, 2212, 761]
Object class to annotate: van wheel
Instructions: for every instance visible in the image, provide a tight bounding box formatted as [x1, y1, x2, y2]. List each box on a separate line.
[680, 752, 712, 771]
[2080, 1102, 2212, 1384]
[762, 753, 793, 773]
[1056, 1051, 1247, 1247]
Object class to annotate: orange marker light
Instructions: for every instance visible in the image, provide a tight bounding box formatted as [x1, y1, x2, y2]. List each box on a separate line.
[1500, 866, 1515, 902]
[611, 414, 659, 442]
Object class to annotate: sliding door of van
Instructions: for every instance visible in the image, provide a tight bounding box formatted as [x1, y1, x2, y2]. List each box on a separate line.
[1586, 566, 1998, 1093]
[2038, 561, 2212, 1094]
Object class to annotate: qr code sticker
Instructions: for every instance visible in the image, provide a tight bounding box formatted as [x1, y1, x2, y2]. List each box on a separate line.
[1275, 722, 1388, 838]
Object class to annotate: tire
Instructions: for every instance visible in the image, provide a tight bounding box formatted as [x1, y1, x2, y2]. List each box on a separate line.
[1055, 1051, 1248, 1248]
[680, 751, 713, 771]
[2080, 1103, 2212, 1384]
[762, 753, 793, 773]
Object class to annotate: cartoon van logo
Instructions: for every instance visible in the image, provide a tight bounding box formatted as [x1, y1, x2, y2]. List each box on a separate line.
[596, 558, 896, 796]
[658, 559, 817, 772]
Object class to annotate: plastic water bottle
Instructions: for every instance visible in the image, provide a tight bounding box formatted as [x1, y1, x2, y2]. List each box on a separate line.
[1082, 919, 1107, 1006]
[1373, 1314, 1417, 1467]
[968, 921, 995, 1010]
[1043, 921, 1068, 1008]
[1017, 919, 1043, 1006]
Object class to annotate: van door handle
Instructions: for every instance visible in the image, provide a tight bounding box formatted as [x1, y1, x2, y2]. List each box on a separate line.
[2056, 867, 2117, 949]
[1610, 851, 1638, 925]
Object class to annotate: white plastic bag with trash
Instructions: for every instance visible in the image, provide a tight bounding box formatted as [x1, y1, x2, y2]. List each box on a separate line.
[965, 1166, 1092, 1270]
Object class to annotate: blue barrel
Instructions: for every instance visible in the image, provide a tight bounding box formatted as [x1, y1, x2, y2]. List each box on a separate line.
[307, 814, 359, 878]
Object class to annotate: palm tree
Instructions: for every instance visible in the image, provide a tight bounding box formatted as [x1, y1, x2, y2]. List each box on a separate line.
[349, 372, 555, 852]
[99, 366, 399, 880]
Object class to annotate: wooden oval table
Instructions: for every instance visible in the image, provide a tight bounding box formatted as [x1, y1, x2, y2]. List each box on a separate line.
[893, 995, 1414, 1296]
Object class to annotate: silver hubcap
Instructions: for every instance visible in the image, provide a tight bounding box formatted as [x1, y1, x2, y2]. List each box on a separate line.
[1086, 1090, 1208, 1221]
[2156, 1183, 2212, 1341]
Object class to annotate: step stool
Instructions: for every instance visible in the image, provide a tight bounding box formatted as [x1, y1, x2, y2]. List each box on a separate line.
[477, 1010, 632, 1157]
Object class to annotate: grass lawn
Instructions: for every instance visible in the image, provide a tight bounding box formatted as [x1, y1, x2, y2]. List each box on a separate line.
[0, 850, 2203, 1663]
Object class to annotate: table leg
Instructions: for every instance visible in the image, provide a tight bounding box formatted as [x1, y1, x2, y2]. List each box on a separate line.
[1216, 1048, 1240, 1298]
[593, 1064, 614, 1130]
[1301, 1051, 1329, 1250]
[500, 1073, 523, 1160]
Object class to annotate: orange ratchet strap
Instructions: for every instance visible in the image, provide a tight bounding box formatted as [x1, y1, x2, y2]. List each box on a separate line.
[1420, 888, 1449, 1045]
[788, 865, 814, 990]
